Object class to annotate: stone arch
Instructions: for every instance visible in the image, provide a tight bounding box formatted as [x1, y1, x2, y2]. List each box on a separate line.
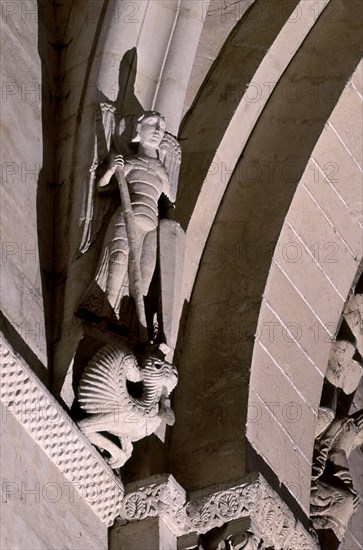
[247, 59, 363, 514]
[167, 0, 362, 520]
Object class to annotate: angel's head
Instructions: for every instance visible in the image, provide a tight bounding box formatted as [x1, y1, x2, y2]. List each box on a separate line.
[132, 111, 166, 150]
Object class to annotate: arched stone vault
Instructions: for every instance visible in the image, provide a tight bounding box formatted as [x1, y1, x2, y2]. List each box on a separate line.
[167, 0, 362, 518]
[36, 0, 361, 533]
[247, 59, 363, 514]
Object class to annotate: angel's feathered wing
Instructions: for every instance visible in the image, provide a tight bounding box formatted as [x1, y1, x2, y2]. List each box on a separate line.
[77, 103, 126, 256]
[158, 132, 182, 203]
[78, 344, 141, 414]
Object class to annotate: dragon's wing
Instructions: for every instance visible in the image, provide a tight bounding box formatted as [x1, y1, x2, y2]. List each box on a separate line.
[158, 132, 182, 203]
[77, 103, 126, 256]
[78, 344, 141, 414]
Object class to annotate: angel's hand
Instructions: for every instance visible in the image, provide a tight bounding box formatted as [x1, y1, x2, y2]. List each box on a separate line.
[108, 152, 124, 173]
[98, 153, 124, 189]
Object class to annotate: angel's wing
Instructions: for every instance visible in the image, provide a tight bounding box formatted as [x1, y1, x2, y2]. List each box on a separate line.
[158, 132, 182, 203]
[78, 344, 141, 414]
[77, 103, 126, 256]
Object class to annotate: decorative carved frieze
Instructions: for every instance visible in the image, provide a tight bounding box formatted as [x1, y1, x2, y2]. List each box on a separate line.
[0, 338, 124, 527]
[119, 473, 318, 549]
[120, 474, 187, 536]
[185, 475, 317, 549]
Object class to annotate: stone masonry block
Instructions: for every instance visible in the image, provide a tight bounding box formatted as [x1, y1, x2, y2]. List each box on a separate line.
[264, 262, 333, 375]
[257, 300, 323, 408]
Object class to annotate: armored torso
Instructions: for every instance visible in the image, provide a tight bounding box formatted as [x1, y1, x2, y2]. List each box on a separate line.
[124, 154, 169, 232]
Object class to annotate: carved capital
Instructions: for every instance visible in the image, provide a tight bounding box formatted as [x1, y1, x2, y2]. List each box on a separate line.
[186, 475, 317, 549]
[120, 474, 187, 535]
[119, 474, 318, 549]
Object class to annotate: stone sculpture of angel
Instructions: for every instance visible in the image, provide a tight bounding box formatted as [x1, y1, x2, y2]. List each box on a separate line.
[76, 106, 183, 346]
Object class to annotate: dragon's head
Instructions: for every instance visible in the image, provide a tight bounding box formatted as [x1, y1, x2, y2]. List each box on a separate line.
[141, 356, 178, 396]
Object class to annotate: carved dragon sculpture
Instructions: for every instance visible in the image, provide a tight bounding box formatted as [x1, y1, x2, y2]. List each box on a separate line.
[77, 344, 178, 468]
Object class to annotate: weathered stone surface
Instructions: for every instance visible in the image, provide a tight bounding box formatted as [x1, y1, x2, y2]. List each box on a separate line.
[1, 403, 107, 550]
[182, 0, 255, 118]
[0, 0, 46, 364]
[311, 122, 363, 226]
[285, 187, 356, 304]
[329, 81, 363, 169]
[257, 300, 324, 408]
[303, 158, 363, 261]
[247, 389, 312, 514]
[110, 516, 177, 550]
[263, 262, 333, 373]
[250, 342, 317, 449]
